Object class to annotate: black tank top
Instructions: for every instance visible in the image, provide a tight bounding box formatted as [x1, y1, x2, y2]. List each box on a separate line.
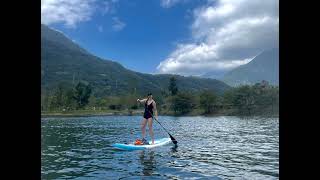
[145, 100, 153, 114]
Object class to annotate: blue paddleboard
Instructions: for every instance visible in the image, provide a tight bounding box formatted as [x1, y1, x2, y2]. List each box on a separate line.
[112, 138, 172, 150]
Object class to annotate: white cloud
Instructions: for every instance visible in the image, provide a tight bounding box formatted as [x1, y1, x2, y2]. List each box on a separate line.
[101, 0, 119, 15]
[160, 0, 181, 8]
[112, 17, 126, 31]
[41, 0, 97, 28]
[157, 0, 279, 76]
[102, 1, 111, 15]
[157, 43, 254, 75]
[41, 0, 121, 28]
[160, 0, 196, 8]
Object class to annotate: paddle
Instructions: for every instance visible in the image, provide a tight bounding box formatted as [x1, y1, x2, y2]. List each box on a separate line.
[148, 111, 178, 145]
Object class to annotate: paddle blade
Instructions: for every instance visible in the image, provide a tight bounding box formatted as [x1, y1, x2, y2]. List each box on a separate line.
[169, 134, 178, 144]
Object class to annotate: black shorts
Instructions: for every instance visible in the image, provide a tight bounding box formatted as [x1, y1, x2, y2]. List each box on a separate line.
[143, 111, 153, 119]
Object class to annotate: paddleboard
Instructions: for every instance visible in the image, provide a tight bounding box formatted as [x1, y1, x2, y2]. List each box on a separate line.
[112, 138, 172, 150]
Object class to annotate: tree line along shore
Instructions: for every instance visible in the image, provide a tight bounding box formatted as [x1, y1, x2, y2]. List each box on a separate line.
[42, 77, 279, 117]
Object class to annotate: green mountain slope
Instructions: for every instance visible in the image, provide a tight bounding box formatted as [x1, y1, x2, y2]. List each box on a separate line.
[41, 24, 230, 97]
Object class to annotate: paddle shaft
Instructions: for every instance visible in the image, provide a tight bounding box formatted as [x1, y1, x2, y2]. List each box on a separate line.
[148, 110, 178, 144]
[153, 116, 169, 134]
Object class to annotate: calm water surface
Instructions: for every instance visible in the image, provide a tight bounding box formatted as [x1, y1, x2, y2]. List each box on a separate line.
[41, 116, 279, 179]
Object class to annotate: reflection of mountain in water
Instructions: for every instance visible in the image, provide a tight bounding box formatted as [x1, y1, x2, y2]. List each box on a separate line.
[139, 151, 156, 176]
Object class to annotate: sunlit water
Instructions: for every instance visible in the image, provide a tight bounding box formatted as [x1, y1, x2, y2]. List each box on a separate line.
[41, 116, 279, 180]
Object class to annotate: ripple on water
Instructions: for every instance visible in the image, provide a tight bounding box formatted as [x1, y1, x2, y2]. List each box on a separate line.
[41, 116, 279, 179]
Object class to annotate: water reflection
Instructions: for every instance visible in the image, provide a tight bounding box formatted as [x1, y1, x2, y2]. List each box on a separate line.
[139, 150, 156, 176]
[171, 144, 178, 153]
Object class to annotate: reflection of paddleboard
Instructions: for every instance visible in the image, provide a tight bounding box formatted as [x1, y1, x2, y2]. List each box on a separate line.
[112, 138, 171, 150]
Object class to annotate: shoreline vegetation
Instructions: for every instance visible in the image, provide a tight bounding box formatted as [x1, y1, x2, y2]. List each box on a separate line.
[42, 78, 278, 118]
[41, 109, 144, 117]
[41, 109, 279, 118]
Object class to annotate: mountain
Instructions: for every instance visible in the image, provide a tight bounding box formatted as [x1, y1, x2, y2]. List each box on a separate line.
[41, 24, 230, 97]
[200, 71, 226, 80]
[221, 48, 279, 86]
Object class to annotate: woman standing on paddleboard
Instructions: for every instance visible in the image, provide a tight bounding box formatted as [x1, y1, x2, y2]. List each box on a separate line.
[137, 93, 158, 145]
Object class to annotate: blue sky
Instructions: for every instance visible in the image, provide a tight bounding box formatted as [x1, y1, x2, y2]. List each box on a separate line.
[42, 0, 278, 77]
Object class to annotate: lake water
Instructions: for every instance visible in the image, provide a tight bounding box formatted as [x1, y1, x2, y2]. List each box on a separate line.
[41, 116, 279, 180]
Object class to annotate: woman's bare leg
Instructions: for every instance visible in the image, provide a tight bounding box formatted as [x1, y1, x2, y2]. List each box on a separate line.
[147, 118, 154, 144]
[141, 118, 147, 139]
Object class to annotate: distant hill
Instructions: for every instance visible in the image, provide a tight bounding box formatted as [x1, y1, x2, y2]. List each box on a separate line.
[41, 24, 230, 97]
[200, 71, 226, 80]
[221, 48, 279, 86]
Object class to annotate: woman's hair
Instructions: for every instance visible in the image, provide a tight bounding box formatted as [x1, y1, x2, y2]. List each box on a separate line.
[147, 93, 152, 96]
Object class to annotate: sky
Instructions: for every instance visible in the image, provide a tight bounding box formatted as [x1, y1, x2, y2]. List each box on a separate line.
[41, 0, 279, 76]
